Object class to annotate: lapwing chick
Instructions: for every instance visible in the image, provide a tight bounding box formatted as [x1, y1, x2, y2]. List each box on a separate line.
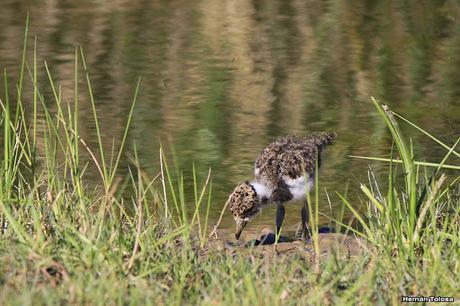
[227, 132, 336, 240]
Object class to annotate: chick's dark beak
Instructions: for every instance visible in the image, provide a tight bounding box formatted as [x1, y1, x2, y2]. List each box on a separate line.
[235, 220, 247, 240]
[235, 230, 242, 240]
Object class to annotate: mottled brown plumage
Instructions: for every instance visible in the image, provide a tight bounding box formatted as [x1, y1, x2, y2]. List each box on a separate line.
[254, 132, 336, 190]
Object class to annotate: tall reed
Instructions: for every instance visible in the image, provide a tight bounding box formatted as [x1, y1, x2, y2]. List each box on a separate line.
[346, 98, 460, 258]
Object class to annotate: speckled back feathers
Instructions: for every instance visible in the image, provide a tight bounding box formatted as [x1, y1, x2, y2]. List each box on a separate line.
[254, 132, 336, 189]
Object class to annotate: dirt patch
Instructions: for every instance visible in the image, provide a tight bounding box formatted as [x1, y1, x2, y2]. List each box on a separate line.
[205, 228, 367, 261]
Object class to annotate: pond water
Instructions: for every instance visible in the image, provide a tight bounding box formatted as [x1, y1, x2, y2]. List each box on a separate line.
[1, 0, 459, 232]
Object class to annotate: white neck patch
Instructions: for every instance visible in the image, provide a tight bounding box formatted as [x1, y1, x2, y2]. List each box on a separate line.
[250, 181, 272, 200]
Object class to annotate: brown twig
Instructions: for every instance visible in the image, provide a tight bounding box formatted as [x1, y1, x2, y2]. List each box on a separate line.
[209, 197, 231, 238]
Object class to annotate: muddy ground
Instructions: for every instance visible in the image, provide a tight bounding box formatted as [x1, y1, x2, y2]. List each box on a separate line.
[204, 227, 367, 261]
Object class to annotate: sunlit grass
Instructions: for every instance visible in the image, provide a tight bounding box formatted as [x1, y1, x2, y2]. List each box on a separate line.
[0, 22, 459, 305]
[347, 98, 460, 257]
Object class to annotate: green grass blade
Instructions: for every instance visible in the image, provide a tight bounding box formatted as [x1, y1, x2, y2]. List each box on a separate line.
[393, 112, 460, 159]
[349, 156, 460, 171]
[336, 192, 372, 239]
[108, 78, 140, 186]
[79, 47, 108, 186]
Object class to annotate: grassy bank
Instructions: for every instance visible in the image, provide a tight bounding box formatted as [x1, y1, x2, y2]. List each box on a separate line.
[1, 24, 459, 305]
